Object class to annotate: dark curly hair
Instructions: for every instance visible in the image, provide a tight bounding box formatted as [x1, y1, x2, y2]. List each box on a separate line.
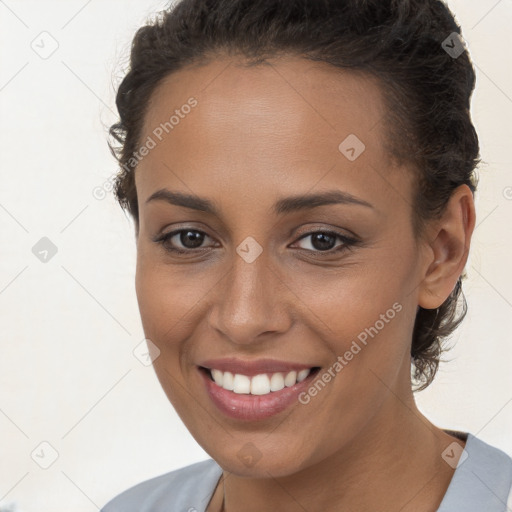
[108, 0, 480, 391]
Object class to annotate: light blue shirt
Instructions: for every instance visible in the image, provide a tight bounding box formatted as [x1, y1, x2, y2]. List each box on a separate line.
[101, 432, 512, 511]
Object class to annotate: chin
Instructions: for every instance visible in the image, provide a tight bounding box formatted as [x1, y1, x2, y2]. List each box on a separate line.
[200, 434, 319, 478]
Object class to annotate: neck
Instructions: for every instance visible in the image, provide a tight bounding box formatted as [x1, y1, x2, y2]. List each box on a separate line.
[219, 389, 463, 512]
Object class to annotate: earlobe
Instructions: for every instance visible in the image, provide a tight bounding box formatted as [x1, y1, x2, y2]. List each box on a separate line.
[418, 184, 476, 310]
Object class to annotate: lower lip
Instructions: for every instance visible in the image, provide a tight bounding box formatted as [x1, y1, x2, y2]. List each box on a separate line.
[199, 368, 319, 421]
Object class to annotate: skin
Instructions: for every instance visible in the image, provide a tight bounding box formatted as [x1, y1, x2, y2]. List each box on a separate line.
[133, 56, 476, 512]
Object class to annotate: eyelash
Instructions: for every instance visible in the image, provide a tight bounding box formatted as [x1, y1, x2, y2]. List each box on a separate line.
[154, 228, 359, 256]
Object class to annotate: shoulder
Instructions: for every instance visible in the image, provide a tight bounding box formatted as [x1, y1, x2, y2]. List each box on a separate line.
[100, 458, 223, 512]
[463, 432, 512, 484]
[437, 432, 512, 512]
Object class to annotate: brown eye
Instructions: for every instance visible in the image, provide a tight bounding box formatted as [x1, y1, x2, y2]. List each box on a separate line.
[176, 230, 206, 249]
[294, 230, 357, 254]
[156, 229, 213, 253]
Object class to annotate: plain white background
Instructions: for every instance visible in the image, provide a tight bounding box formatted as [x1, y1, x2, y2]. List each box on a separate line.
[0, 1, 511, 510]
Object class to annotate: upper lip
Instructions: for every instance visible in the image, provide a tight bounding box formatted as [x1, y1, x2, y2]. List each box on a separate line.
[199, 357, 317, 376]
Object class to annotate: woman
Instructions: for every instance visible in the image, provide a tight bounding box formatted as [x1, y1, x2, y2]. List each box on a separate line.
[101, 0, 512, 510]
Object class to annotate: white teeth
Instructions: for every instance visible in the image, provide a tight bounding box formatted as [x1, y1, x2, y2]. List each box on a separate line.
[269, 372, 285, 392]
[223, 371, 234, 391]
[284, 371, 297, 387]
[251, 374, 271, 395]
[233, 374, 251, 394]
[209, 368, 313, 395]
[211, 369, 223, 386]
[297, 369, 310, 382]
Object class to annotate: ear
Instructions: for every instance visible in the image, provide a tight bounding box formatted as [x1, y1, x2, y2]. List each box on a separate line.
[417, 184, 476, 310]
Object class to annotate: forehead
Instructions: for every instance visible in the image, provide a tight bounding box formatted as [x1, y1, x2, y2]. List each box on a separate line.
[141, 55, 388, 151]
[145, 55, 386, 126]
[135, 55, 407, 216]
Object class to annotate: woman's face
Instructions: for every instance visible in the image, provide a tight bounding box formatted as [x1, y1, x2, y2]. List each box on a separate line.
[134, 56, 431, 476]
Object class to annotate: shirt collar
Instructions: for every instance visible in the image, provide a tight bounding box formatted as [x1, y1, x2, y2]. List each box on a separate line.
[436, 432, 512, 512]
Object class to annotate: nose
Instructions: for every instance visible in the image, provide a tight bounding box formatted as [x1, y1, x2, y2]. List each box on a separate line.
[208, 251, 292, 346]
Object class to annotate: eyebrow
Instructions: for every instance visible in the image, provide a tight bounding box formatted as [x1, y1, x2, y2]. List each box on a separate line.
[145, 189, 374, 215]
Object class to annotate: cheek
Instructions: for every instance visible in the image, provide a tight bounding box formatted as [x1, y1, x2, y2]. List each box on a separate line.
[291, 258, 413, 350]
[289, 249, 418, 410]
[287, 280, 414, 464]
[135, 249, 213, 341]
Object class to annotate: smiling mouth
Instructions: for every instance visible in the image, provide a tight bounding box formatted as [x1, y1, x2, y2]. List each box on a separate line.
[199, 366, 321, 396]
